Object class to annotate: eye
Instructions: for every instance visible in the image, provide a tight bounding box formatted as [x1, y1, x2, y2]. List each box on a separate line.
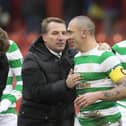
[52, 31, 58, 35]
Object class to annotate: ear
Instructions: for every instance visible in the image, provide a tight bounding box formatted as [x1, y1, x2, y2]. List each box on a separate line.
[81, 30, 86, 38]
[42, 34, 47, 42]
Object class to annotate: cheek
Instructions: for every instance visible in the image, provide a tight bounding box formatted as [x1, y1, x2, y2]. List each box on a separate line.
[72, 34, 75, 38]
[49, 36, 56, 40]
[74, 38, 80, 46]
[48, 37, 57, 44]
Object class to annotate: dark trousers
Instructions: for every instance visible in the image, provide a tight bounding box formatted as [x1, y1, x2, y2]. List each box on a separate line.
[17, 103, 74, 126]
[18, 115, 74, 126]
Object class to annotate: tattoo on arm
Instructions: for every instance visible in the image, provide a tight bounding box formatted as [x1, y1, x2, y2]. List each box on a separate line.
[103, 82, 126, 100]
[103, 91, 119, 98]
[122, 82, 126, 88]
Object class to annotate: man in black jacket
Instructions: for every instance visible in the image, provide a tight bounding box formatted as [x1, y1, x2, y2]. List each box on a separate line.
[0, 28, 9, 100]
[18, 17, 80, 126]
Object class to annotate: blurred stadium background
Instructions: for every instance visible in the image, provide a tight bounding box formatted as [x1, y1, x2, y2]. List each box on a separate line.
[1, 0, 126, 56]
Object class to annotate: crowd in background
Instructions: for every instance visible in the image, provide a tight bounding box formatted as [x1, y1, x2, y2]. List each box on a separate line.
[0, 1, 126, 125]
[0, 0, 126, 56]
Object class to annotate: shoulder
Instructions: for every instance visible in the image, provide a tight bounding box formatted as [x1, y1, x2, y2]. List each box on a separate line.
[7, 40, 21, 54]
[8, 40, 19, 50]
[23, 52, 39, 70]
[67, 48, 77, 57]
[112, 40, 126, 49]
[24, 52, 37, 61]
[6, 40, 23, 60]
[99, 50, 116, 60]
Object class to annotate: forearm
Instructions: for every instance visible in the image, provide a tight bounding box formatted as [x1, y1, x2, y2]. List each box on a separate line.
[74, 83, 126, 108]
[23, 69, 67, 103]
[100, 82, 126, 101]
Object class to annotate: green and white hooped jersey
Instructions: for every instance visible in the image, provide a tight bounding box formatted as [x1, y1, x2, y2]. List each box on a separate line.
[112, 40, 126, 69]
[112, 40, 126, 106]
[1, 40, 23, 114]
[74, 46, 121, 126]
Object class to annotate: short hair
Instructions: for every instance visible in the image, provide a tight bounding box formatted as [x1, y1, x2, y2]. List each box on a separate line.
[71, 16, 95, 35]
[41, 17, 66, 34]
[0, 28, 9, 53]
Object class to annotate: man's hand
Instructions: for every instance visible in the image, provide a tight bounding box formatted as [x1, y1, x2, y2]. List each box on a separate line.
[74, 92, 102, 108]
[98, 42, 111, 50]
[66, 69, 80, 88]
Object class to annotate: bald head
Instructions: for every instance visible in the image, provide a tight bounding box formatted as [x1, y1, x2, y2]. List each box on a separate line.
[67, 16, 97, 52]
[69, 16, 95, 35]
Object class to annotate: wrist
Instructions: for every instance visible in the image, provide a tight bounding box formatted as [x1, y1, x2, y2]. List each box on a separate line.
[94, 91, 104, 100]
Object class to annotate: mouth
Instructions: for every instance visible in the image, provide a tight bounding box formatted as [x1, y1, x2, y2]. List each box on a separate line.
[56, 42, 65, 47]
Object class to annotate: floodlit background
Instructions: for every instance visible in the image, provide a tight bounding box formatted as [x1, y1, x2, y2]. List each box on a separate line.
[0, 0, 126, 56]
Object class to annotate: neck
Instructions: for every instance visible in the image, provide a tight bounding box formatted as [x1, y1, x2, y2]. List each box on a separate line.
[80, 37, 97, 52]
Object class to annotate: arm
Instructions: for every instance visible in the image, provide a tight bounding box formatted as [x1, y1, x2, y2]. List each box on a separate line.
[22, 54, 80, 104]
[101, 67, 126, 100]
[98, 42, 111, 50]
[74, 82, 126, 108]
[22, 58, 68, 103]
[100, 82, 126, 101]
[74, 69, 126, 108]
[0, 40, 23, 112]
[74, 51, 125, 107]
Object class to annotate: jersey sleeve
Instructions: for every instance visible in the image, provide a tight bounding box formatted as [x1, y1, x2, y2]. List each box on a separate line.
[1, 40, 23, 104]
[100, 50, 122, 77]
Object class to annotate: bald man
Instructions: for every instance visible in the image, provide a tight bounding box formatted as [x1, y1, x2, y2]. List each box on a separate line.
[67, 15, 126, 126]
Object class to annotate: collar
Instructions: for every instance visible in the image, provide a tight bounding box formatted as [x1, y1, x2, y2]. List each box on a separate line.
[48, 48, 62, 58]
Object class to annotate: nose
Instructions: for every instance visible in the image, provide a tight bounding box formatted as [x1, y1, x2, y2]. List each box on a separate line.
[57, 32, 65, 40]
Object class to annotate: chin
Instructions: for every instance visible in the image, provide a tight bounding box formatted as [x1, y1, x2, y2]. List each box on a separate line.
[55, 48, 64, 52]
